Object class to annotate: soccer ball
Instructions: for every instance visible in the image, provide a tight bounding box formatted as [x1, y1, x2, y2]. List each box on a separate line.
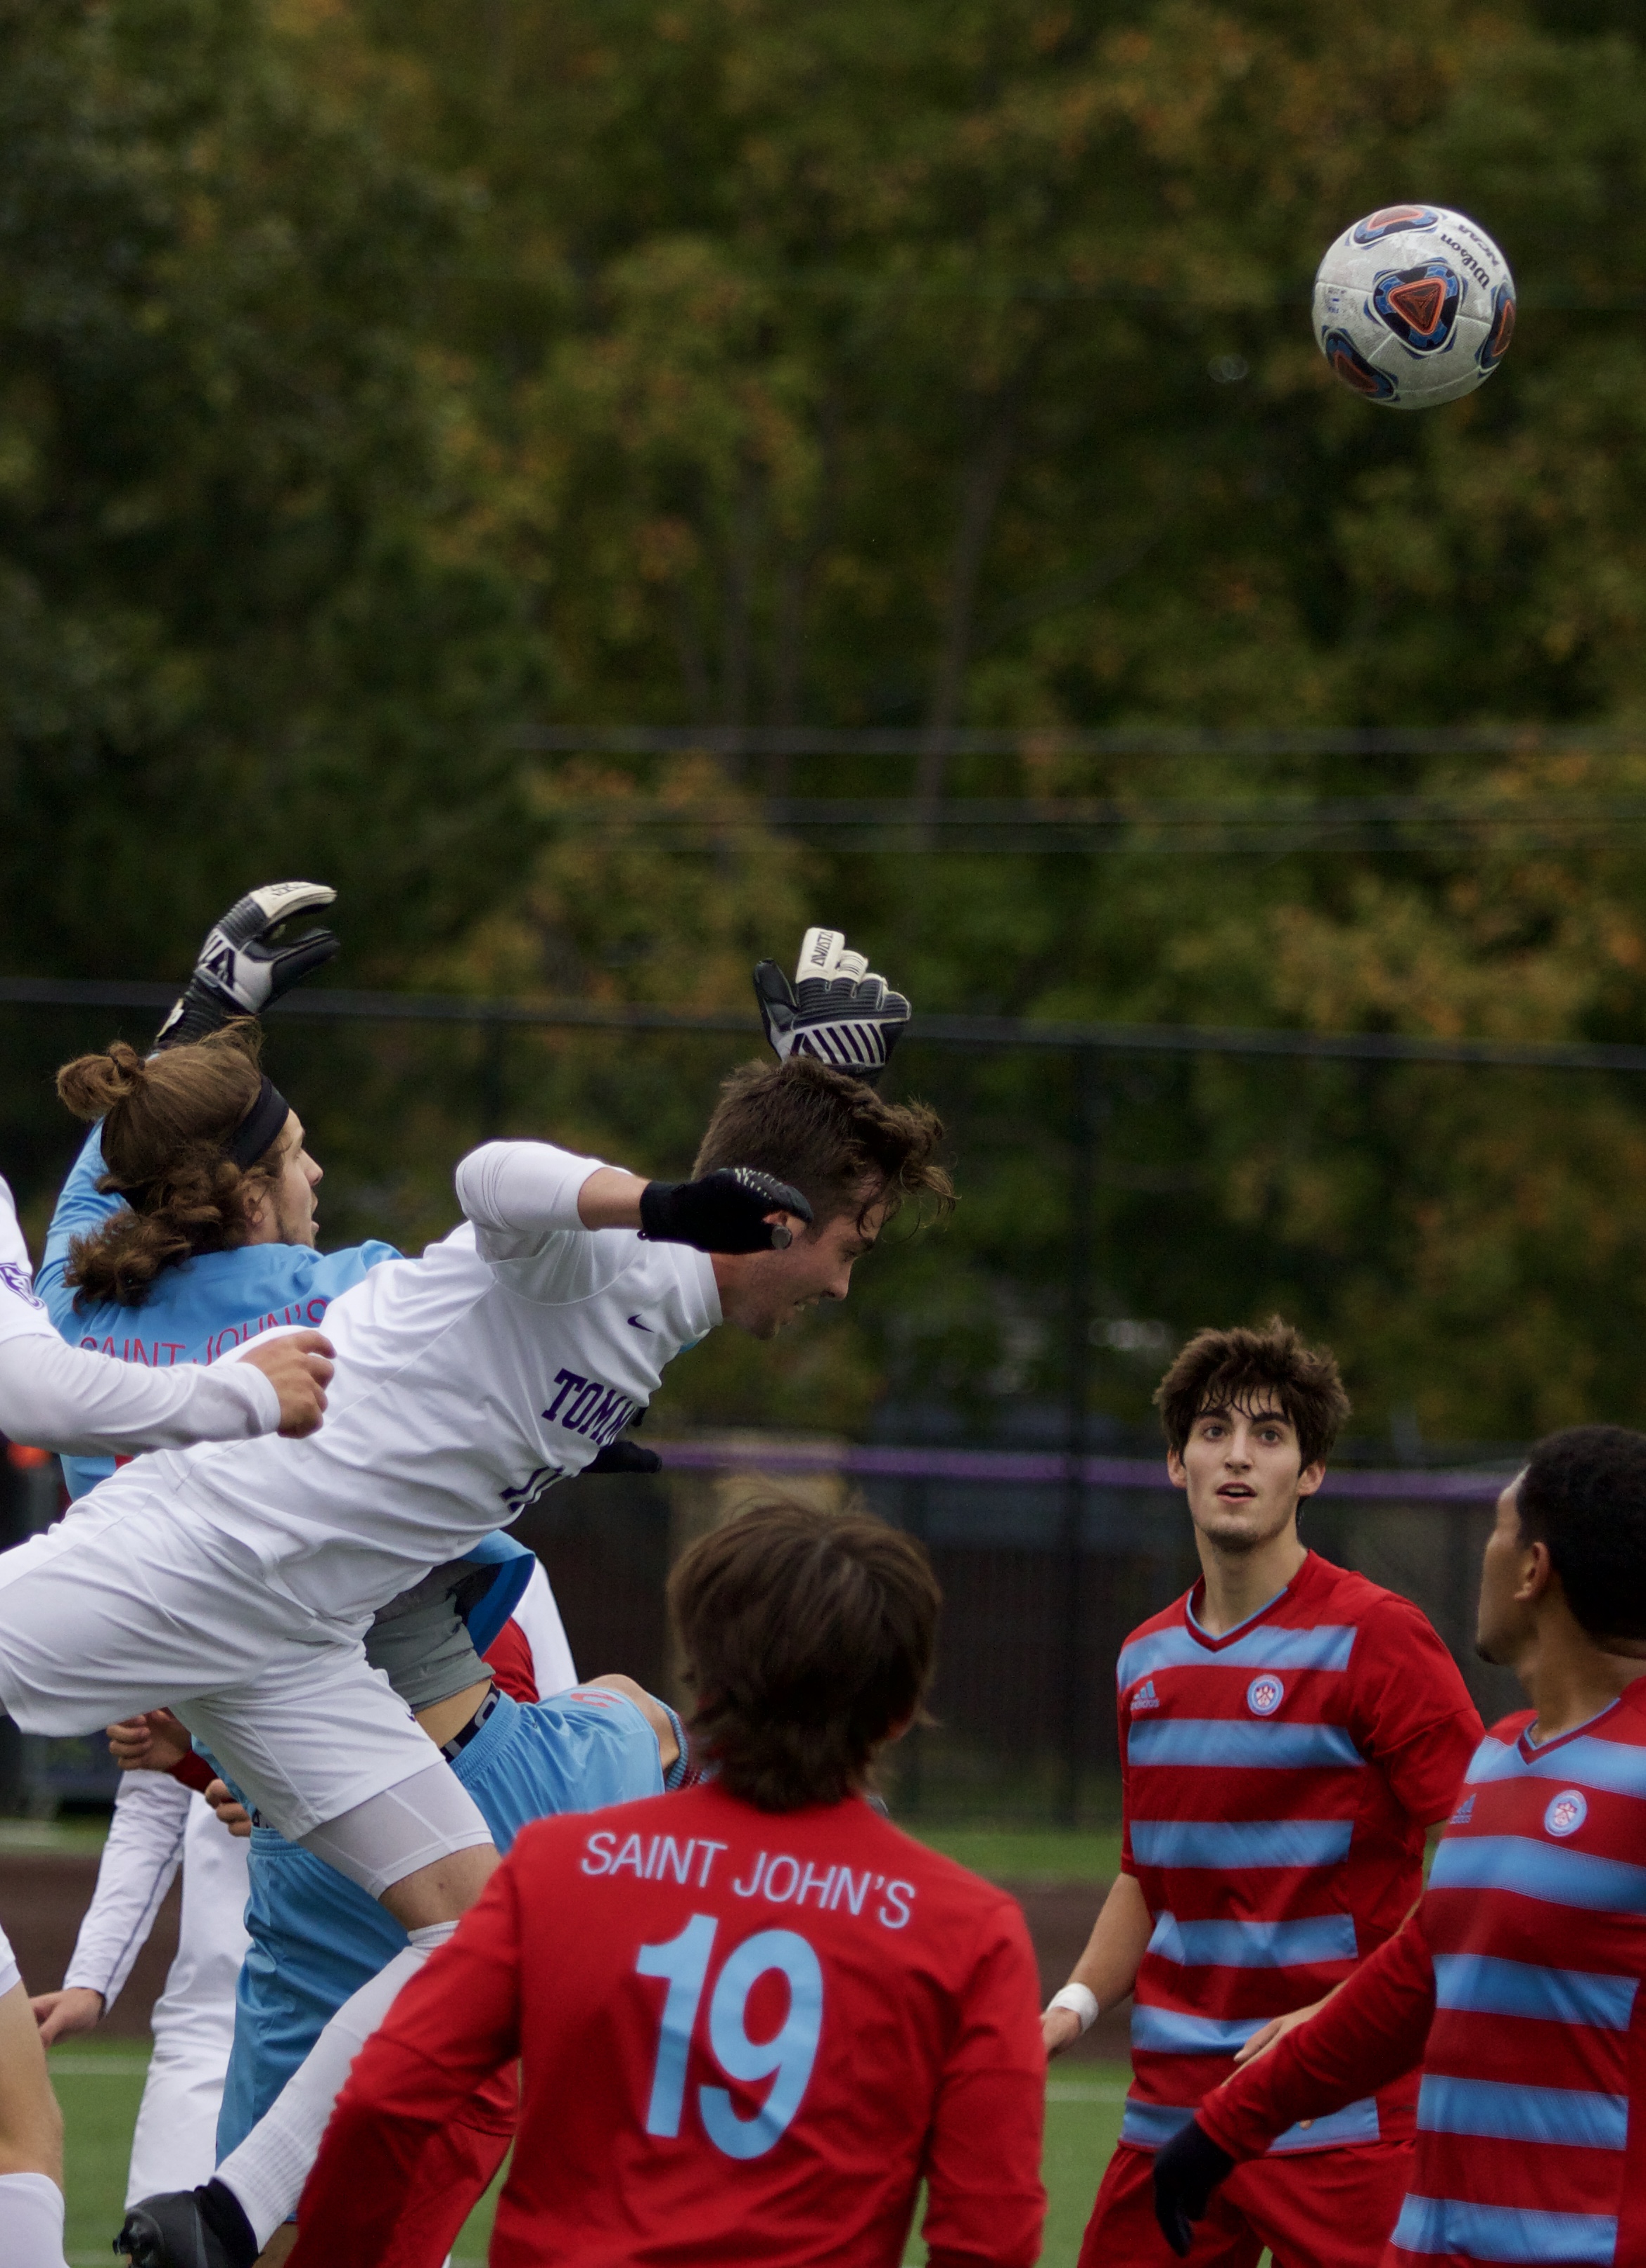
[1312, 205, 1515, 409]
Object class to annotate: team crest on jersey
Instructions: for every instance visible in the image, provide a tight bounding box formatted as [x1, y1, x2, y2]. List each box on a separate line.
[1131, 1678, 1160, 1712]
[1544, 1789, 1587, 1838]
[1247, 1675, 1285, 1717]
[1448, 1793, 1475, 1826]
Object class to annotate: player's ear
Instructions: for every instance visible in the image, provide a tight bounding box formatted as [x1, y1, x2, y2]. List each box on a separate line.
[1164, 1448, 1189, 1490]
[1296, 1459, 1327, 1499]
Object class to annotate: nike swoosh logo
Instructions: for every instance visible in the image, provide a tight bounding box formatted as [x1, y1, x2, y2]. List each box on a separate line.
[626, 1314, 653, 1332]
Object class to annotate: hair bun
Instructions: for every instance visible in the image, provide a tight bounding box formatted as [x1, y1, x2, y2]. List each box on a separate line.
[56, 1040, 149, 1122]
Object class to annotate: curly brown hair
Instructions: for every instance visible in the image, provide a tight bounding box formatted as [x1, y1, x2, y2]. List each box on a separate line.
[693, 1056, 953, 1228]
[56, 1026, 290, 1308]
[669, 1496, 941, 1812]
[1153, 1317, 1351, 1470]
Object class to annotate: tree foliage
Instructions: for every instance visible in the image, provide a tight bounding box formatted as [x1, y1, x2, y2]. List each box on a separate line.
[14, 0, 1646, 1446]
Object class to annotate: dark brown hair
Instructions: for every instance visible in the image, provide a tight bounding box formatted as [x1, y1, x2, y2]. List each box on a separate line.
[1154, 1316, 1350, 1470]
[693, 1056, 953, 1228]
[56, 1026, 290, 1308]
[669, 1496, 941, 1811]
[1517, 1425, 1646, 1642]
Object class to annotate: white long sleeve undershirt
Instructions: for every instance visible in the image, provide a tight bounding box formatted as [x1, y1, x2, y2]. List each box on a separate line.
[455, 1140, 612, 1241]
[0, 1332, 279, 1457]
[62, 1771, 189, 2006]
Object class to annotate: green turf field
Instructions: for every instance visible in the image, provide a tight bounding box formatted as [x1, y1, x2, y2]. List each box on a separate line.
[51, 2040, 1126, 2267]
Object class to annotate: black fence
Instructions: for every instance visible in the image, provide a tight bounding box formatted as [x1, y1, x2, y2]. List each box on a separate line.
[517, 1439, 1522, 1827]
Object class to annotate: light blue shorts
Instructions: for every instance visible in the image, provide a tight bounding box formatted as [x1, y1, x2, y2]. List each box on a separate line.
[214, 1687, 661, 2159]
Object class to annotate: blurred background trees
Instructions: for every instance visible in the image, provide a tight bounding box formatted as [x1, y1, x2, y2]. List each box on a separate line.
[8, 0, 1646, 1447]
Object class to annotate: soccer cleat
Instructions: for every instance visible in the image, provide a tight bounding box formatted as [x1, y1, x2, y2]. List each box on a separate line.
[115, 2182, 257, 2268]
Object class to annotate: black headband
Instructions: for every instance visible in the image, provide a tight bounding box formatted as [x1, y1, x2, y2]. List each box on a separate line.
[227, 1076, 290, 1170]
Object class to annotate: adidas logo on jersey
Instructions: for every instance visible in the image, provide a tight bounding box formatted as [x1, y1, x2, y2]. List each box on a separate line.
[1131, 1678, 1160, 1711]
[1448, 1793, 1475, 1826]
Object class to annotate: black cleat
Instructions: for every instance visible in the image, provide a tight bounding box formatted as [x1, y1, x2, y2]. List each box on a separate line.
[115, 2182, 256, 2268]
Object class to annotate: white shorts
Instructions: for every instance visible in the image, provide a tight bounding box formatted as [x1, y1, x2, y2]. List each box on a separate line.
[0, 1490, 456, 1843]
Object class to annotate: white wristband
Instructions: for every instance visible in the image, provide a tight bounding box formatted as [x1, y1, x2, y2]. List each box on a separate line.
[1046, 1983, 1100, 2034]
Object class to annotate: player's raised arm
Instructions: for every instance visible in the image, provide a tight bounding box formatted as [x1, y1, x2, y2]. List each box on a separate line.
[456, 1140, 811, 1252]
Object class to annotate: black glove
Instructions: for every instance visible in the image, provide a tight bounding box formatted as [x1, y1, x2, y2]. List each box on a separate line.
[155, 882, 340, 1049]
[639, 1168, 813, 1254]
[1152, 2120, 1235, 2257]
[754, 927, 911, 1084]
[584, 1440, 662, 1476]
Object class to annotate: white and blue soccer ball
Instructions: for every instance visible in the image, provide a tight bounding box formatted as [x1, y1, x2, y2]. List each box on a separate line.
[1311, 205, 1515, 409]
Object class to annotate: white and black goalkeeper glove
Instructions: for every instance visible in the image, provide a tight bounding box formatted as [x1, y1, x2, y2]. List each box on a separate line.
[753, 927, 911, 1083]
[155, 882, 341, 1050]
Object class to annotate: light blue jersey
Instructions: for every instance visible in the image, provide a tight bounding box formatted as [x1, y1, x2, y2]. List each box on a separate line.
[41, 1126, 399, 1497]
[214, 1687, 664, 2158]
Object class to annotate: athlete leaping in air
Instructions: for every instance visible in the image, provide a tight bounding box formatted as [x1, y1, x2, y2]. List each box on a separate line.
[0, 926, 934, 2268]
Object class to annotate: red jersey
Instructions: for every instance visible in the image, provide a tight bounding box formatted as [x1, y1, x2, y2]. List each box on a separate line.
[290, 1781, 1046, 2268]
[1200, 1682, 1646, 2266]
[1117, 1549, 1479, 2154]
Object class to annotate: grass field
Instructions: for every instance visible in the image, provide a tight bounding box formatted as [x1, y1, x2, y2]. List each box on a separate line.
[52, 2040, 1128, 2267]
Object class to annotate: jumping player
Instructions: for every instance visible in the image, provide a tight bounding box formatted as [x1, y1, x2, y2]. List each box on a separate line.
[0, 941, 941, 2262]
[288, 1497, 1046, 2268]
[1154, 1423, 1646, 2268]
[1046, 1321, 1482, 2268]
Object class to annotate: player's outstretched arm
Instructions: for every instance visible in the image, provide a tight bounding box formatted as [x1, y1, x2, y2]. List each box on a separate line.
[920, 1912, 1047, 2268]
[0, 1326, 331, 1457]
[456, 1142, 811, 1255]
[1155, 1910, 1439, 2255]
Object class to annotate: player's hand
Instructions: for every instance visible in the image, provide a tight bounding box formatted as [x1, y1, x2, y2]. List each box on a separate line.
[238, 1329, 334, 1437]
[1232, 1997, 1327, 2066]
[754, 927, 911, 1084]
[1042, 2004, 1085, 2060]
[1152, 2119, 1235, 2257]
[32, 1987, 105, 2044]
[203, 1779, 252, 1838]
[106, 1708, 191, 1772]
[639, 1168, 813, 1254]
[584, 1439, 662, 1475]
[155, 882, 340, 1049]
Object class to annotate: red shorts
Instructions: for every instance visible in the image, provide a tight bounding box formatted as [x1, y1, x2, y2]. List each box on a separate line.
[1077, 2138, 1413, 2268]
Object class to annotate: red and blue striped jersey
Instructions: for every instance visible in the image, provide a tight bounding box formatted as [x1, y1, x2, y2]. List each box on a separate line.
[1199, 1680, 1646, 2266]
[1116, 1549, 1480, 2153]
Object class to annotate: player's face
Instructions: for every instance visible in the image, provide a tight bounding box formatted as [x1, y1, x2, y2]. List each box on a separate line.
[245, 1113, 323, 1249]
[1166, 1400, 1324, 1554]
[715, 1199, 886, 1341]
[1474, 1478, 1539, 1665]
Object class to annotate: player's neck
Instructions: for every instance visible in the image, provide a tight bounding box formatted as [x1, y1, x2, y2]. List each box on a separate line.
[1193, 1529, 1308, 1637]
[1517, 1617, 1646, 1745]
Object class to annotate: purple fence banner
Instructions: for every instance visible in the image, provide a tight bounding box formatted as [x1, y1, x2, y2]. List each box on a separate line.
[652, 1438, 1510, 1503]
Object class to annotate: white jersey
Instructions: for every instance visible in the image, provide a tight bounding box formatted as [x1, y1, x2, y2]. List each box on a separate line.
[83, 1140, 718, 1625]
[0, 1176, 56, 1348]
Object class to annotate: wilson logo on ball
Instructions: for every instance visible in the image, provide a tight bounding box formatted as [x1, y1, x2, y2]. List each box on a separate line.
[1371, 262, 1463, 352]
[1352, 205, 1440, 245]
[1320, 328, 1399, 401]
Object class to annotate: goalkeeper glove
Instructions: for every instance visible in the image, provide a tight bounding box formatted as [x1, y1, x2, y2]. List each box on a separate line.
[753, 927, 911, 1083]
[640, 1168, 812, 1254]
[1152, 2120, 1235, 2258]
[155, 883, 340, 1050]
[584, 1440, 663, 1476]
